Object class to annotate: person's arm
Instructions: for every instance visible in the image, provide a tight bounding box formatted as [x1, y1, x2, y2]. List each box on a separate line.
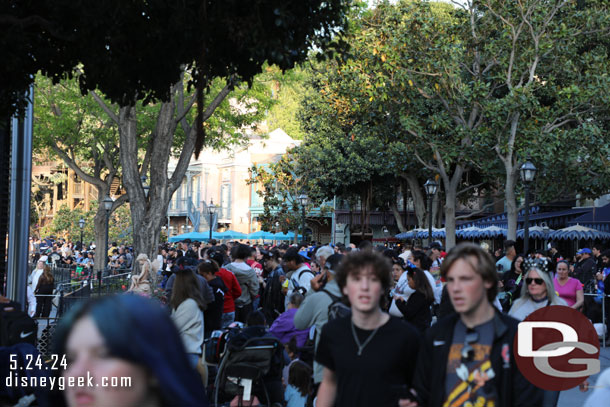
[248, 271, 259, 297]
[395, 292, 425, 321]
[572, 286, 584, 310]
[293, 296, 316, 330]
[316, 367, 338, 407]
[231, 273, 242, 299]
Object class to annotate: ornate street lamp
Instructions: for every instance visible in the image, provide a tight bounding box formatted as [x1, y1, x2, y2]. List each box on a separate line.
[424, 179, 438, 246]
[520, 159, 537, 256]
[298, 194, 309, 243]
[208, 199, 216, 241]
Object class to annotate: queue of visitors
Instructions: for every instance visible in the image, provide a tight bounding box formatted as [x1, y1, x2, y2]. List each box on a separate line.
[6, 236, 610, 407]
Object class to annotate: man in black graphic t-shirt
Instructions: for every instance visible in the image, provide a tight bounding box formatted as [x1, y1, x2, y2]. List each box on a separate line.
[401, 243, 541, 407]
[315, 251, 420, 407]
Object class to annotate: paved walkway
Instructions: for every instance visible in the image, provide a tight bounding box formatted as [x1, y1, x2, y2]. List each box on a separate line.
[557, 343, 610, 406]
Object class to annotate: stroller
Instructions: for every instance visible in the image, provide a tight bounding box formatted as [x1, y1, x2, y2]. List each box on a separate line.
[212, 331, 283, 407]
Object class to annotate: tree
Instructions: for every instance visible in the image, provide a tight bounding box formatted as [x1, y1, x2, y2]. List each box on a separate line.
[34, 75, 138, 271]
[248, 150, 329, 243]
[2, 0, 353, 270]
[313, 0, 610, 249]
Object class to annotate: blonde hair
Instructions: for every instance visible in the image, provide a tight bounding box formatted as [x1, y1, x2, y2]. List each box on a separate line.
[511, 266, 566, 313]
[135, 253, 156, 286]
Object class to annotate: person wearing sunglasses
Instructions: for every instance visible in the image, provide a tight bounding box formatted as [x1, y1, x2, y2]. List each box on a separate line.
[402, 243, 542, 407]
[507, 259, 567, 407]
[508, 259, 567, 322]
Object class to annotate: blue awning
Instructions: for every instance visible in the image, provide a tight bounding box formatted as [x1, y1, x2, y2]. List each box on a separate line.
[567, 203, 610, 232]
[459, 206, 591, 229]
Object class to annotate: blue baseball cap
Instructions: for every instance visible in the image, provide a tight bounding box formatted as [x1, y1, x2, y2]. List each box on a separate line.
[577, 248, 592, 255]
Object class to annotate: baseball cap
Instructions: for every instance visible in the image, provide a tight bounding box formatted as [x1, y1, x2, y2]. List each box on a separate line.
[577, 248, 592, 255]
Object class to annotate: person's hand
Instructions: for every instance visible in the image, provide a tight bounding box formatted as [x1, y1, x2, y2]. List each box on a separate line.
[395, 295, 405, 302]
[579, 380, 589, 392]
[310, 270, 327, 292]
[596, 272, 603, 281]
[398, 399, 418, 407]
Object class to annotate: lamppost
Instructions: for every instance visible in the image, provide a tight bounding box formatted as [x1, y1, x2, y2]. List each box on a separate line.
[208, 199, 216, 241]
[78, 218, 85, 251]
[102, 195, 113, 284]
[298, 194, 309, 243]
[424, 179, 438, 247]
[141, 175, 150, 198]
[520, 159, 537, 256]
[382, 225, 389, 247]
[541, 222, 550, 252]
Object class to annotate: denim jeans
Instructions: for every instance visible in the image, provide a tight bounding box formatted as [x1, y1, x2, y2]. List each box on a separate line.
[221, 312, 235, 328]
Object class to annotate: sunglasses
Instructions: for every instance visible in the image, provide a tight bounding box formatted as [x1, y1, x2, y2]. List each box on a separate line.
[525, 277, 544, 285]
[461, 329, 479, 364]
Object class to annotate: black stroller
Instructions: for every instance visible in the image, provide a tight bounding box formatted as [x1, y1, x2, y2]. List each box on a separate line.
[213, 333, 283, 407]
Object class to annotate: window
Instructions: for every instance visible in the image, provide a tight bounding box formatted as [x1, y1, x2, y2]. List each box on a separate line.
[220, 183, 232, 220]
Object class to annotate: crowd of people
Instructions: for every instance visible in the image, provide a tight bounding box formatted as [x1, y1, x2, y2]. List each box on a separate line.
[11, 236, 610, 407]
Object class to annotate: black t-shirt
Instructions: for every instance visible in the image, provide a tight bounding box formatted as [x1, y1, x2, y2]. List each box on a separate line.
[315, 315, 420, 407]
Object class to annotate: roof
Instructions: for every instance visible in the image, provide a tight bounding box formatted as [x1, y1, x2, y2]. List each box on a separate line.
[567, 203, 610, 232]
[459, 206, 592, 229]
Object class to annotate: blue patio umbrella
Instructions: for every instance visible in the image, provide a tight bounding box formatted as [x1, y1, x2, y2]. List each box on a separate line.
[456, 226, 482, 239]
[248, 230, 276, 240]
[169, 231, 212, 242]
[477, 226, 508, 239]
[415, 228, 446, 239]
[548, 225, 610, 241]
[396, 228, 425, 239]
[516, 225, 554, 239]
[216, 230, 248, 240]
[273, 232, 303, 241]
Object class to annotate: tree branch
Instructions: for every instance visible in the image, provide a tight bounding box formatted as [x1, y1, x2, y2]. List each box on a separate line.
[49, 141, 105, 189]
[90, 90, 119, 125]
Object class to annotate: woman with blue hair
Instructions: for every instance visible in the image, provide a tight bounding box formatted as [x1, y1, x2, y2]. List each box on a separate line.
[52, 294, 207, 407]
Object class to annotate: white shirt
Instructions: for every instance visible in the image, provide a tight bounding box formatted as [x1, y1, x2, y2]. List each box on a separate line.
[398, 250, 412, 263]
[27, 286, 36, 317]
[30, 268, 44, 292]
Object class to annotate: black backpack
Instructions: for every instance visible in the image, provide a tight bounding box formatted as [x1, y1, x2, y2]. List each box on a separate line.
[321, 289, 351, 321]
[0, 301, 37, 347]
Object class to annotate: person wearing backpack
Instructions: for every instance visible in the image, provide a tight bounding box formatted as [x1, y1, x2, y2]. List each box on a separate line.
[224, 244, 259, 323]
[293, 254, 344, 390]
[284, 248, 314, 305]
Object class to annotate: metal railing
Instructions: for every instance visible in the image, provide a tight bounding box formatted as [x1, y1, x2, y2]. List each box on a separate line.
[583, 291, 609, 348]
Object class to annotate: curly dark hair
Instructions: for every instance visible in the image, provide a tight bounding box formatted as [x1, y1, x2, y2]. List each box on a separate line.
[335, 250, 392, 293]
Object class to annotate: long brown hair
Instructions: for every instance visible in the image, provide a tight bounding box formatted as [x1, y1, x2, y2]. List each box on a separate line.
[39, 265, 54, 285]
[288, 361, 312, 397]
[407, 267, 433, 302]
[169, 269, 205, 311]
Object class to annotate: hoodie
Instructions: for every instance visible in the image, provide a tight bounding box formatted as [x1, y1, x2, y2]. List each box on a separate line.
[224, 262, 259, 307]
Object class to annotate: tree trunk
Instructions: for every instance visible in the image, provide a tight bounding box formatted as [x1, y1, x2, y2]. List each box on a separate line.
[401, 172, 425, 228]
[505, 164, 519, 241]
[444, 188, 457, 249]
[390, 201, 406, 233]
[439, 165, 465, 250]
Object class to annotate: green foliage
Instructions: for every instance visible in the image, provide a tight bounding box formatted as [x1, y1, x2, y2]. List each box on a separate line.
[298, 0, 610, 216]
[2, 0, 352, 117]
[40, 202, 132, 245]
[247, 151, 330, 234]
[264, 65, 309, 139]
